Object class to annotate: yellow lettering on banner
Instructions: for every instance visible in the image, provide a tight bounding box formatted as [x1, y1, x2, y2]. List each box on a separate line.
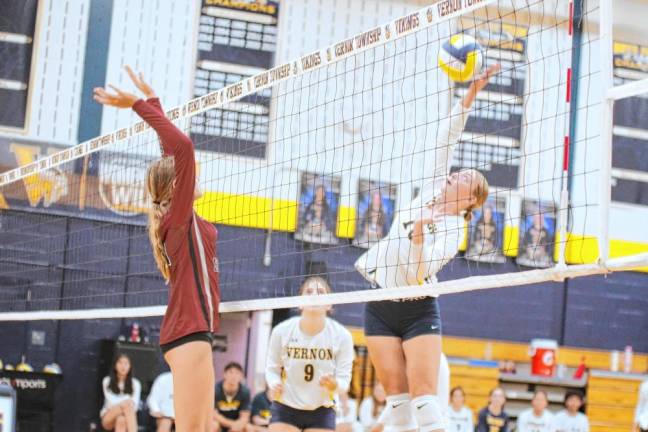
[334, 39, 354, 57]
[204, 0, 277, 16]
[355, 27, 381, 50]
[300, 53, 321, 71]
[270, 64, 291, 82]
[437, 0, 462, 17]
[226, 83, 243, 99]
[255, 72, 270, 88]
[9, 143, 55, 207]
[395, 13, 420, 35]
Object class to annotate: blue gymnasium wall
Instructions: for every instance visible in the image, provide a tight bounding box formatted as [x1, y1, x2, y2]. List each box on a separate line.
[1, 209, 648, 429]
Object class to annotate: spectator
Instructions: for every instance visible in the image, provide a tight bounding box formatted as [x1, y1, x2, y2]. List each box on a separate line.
[100, 354, 141, 432]
[147, 371, 174, 432]
[248, 387, 272, 432]
[335, 391, 362, 432]
[635, 378, 648, 432]
[553, 391, 589, 432]
[517, 390, 554, 432]
[476, 387, 509, 432]
[447, 386, 473, 432]
[358, 382, 386, 431]
[214, 362, 251, 432]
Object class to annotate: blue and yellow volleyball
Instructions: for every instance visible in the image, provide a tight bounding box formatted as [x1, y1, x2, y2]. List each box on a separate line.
[438, 34, 483, 82]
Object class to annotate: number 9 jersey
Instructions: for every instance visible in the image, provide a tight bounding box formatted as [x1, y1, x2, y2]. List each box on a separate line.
[265, 316, 355, 410]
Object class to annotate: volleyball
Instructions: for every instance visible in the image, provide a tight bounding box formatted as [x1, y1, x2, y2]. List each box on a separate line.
[438, 34, 484, 82]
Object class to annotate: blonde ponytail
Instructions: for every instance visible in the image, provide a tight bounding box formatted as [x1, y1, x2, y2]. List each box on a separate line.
[464, 170, 490, 222]
[146, 157, 175, 282]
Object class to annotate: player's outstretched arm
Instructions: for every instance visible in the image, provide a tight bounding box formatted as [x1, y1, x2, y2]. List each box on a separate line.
[431, 63, 502, 181]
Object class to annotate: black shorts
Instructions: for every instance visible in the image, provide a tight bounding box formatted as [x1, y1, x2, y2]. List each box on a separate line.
[364, 296, 441, 340]
[270, 402, 336, 431]
[160, 331, 214, 354]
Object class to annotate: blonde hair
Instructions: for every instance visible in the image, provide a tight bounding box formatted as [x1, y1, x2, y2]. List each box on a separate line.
[146, 157, 175, 281]
[464, 170, 489, 222]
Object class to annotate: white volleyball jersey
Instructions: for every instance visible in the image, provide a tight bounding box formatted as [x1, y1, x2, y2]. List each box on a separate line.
[448, 406, 473, 432]
[553, 410, 589, 432]
[517, 409, 554, 432]
[265, 316, 354, 410]
[635, 380, 648, 428]
[355, 101, 470, 291]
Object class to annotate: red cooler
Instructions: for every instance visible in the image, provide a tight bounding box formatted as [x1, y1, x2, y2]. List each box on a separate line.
[530, 339, 558, 376]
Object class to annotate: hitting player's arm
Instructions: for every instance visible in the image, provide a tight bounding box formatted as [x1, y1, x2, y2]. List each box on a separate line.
[334, 330, 355, 392]
[427, 64, 500, 184]
[410, 224, 461, 284]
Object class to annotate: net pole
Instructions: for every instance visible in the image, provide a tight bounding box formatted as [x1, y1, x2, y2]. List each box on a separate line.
[557, 0, 576, 267]
[598, 0, 614, 265]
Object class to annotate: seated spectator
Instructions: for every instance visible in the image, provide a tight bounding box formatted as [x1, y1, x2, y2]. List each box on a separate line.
[634, 378, 648, 432]
[335, 391, 362, 432]
[517, 390, 554, 432]
[100, 354, 141, 432]
[358, 382, 386, 432]
[214, 362, 251, 432]
[248, 387, 272, 432]
[147, 371, 174, 432]
[447, 386, 473, 432]
[553, 390, 589, 432]
[476, 387, 509, 432]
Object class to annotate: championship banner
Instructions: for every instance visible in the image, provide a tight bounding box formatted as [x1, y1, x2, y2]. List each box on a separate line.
[192, 0, 279, 157]
[611, 41, 648, 206]
[0, 0, 39, 132]
[452, 19, 528, 189]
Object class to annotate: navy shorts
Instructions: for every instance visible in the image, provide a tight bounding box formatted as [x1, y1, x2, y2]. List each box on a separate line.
[364, 296, 442, 340]
[270, 402, 336, 431]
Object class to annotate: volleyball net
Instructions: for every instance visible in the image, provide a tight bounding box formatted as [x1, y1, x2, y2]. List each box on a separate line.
[1, 0, 648, 322]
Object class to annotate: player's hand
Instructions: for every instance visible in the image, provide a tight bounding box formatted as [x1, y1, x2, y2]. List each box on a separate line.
[93, 85, 138, 108]
[411, 211, 444, 245]
[269, 383, 283, 400]
[462, 63, 501, 109]
[471, 63, 501, 93]
[125, 65, 156, 99]
[319, 374, 337, 391]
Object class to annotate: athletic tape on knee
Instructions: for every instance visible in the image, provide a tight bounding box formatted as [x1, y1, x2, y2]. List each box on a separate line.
[380, 394, 416, 432]
[412, 395, 446, 432]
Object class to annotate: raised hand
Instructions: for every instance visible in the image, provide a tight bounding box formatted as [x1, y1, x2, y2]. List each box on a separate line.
[471, 63, 501, 93]
[93, 85, 138, 108]
[462, 63, 501, 109]
[125, 65, 156, 99]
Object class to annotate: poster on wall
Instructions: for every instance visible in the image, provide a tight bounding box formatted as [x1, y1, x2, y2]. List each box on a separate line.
[466, 196, 507, 263]
[353, 180, 397, 249]
[516, 200, 556, 268]
[0, 0, 39, 131]
[295, 173, 340, 245]
[191, 0, 279, 158]
[451, 19, 528, 190]
[611, 41, 648, 206]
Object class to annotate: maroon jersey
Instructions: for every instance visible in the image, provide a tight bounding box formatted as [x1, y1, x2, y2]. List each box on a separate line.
[133, 98, 220, 345]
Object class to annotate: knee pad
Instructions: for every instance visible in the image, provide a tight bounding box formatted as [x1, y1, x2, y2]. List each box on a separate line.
[379, 394, 417, 432]
[412, 395, 446, 432]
